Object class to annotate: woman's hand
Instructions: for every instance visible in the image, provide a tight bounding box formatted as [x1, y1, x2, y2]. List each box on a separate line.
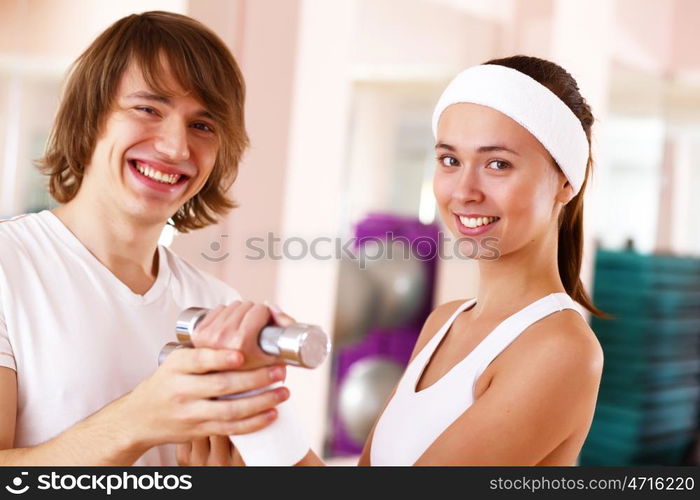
[191, 300, 296, 370]
[176, 435, 243, 466]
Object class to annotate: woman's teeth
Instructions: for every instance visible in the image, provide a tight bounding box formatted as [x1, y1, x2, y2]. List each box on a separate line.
[134, 161, 181, 185]
[459, 215, 500, 228]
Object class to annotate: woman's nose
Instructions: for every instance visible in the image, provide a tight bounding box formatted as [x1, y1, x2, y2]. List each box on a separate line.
[452, 166, 484, 204]
[154, 117, 190, 162]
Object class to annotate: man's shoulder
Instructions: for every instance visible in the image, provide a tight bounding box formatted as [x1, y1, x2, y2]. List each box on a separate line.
[0, 212, 37, 237]
[160, 246, 241, 303]
[0, 213, 45, 260]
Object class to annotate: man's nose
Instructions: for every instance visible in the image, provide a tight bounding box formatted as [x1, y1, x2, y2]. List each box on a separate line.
[453, 165, 484, 204]
[154, 117, 190, 162]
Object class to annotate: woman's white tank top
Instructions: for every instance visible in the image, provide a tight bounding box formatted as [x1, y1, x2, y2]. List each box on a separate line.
[370, 292, 583, 465]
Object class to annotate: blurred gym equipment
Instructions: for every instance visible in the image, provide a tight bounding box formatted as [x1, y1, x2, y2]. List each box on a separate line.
[337, 357, 404, 443]
[328, 213, 439, 456]
[581, 248, 700, 465]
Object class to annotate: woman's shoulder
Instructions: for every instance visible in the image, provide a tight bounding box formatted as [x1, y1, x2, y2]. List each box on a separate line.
[506, 308, 604, 381]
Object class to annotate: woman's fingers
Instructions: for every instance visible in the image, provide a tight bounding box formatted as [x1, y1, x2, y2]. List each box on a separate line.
[193, 304, 227, 333]
[190, 437, 211, 465]
[177, 436, 236, 466]
[176, 441, 192, 466]
[225, 300, 255, 333]
[191, 301, 279, 355]
[209, 301, 253, 347]
[265, 301, 296, 327]
[239, 303, 272, 340]
[209, 435, 235, 465]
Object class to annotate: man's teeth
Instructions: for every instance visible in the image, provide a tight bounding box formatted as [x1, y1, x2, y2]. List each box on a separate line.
[134, 162, 181, 185]
[459, 216, 500, 228]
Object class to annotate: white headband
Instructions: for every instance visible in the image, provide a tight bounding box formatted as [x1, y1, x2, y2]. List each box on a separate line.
[432, 64, 589, 196]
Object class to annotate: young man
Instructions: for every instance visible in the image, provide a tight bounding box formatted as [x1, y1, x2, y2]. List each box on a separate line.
[0, 11, 288, 466]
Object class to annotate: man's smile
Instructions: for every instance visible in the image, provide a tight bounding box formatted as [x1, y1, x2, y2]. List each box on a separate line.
[126, 158, 192, 194]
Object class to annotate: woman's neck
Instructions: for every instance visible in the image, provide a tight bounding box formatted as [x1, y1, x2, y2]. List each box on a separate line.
[472, 230, 566, 319]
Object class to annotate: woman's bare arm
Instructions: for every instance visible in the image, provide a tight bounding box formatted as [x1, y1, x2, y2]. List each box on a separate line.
[413, 319, 603, 465]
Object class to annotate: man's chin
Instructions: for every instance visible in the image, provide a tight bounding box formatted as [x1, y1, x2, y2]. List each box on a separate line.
[122, 199, 179, 228]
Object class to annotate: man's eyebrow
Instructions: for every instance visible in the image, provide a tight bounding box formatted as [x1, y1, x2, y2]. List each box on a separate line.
[126, 91, 171, 104]
[435, 142, 520, 156]
[125, 91, 214, 120]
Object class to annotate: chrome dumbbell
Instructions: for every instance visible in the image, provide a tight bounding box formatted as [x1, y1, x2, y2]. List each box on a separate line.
[158, 307, 331, 369]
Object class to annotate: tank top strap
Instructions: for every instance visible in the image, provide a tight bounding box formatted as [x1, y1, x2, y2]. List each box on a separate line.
[470, 292, 582, 381]
[402, 297, 477, 383]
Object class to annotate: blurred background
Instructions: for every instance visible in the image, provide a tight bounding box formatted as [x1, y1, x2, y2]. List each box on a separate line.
[1, 0, 699, 465]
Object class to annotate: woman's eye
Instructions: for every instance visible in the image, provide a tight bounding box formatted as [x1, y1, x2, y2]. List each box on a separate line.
[486, 160, 511, 170]
[439, 156, 459, 168]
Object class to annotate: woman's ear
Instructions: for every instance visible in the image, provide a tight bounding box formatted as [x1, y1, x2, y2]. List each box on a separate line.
[555, 180, 575, 205]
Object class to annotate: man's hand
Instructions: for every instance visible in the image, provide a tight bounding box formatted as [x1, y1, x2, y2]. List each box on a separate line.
[191, 301, 296, 370]
[175, 301, 298, 466]
[114, 347, 289, 454]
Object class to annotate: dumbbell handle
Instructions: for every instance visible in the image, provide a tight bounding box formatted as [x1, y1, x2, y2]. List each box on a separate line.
[161, 307, 330, 369]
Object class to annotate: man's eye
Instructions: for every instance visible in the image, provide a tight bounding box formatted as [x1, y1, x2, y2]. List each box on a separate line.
[136, 106, 157, 115]
[438, 156, 459, 167]
[192, 122, 214, 133]
[487, 160, 511, 170]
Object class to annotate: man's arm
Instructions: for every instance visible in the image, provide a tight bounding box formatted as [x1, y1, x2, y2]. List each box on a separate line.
[0, 367, 144, 464]
[0, 367, 16, 451]
[0, 346, 287, 465]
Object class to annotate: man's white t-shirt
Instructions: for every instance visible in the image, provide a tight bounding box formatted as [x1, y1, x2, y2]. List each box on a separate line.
[0, 210, 241, 465]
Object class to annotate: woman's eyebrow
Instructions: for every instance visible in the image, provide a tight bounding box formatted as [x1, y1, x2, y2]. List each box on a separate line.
[476, 145, 520, 156]
[435, 142, 519, 156]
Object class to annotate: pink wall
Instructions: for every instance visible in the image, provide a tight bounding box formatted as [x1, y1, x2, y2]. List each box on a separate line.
[172, 0, 302, 304]
[0, 0, 186, 59]
[671, 0, 700, 72]
[613, 0, 700, 74]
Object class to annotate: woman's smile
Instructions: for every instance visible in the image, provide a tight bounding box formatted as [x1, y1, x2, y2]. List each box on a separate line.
[454, 213, 501, 236]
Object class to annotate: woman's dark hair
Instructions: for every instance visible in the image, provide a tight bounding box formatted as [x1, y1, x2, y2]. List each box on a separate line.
[484, 55, 606, 318]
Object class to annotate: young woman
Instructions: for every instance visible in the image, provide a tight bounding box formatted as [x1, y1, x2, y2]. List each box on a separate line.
[364, 55, 605, 466]
[182, 55, 605, 466]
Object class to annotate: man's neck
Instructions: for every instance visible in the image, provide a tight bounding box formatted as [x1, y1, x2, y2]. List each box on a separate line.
[51, 196, 164, 295]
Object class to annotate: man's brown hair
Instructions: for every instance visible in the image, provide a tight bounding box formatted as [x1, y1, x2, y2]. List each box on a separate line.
[38, 11, 248, 232]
